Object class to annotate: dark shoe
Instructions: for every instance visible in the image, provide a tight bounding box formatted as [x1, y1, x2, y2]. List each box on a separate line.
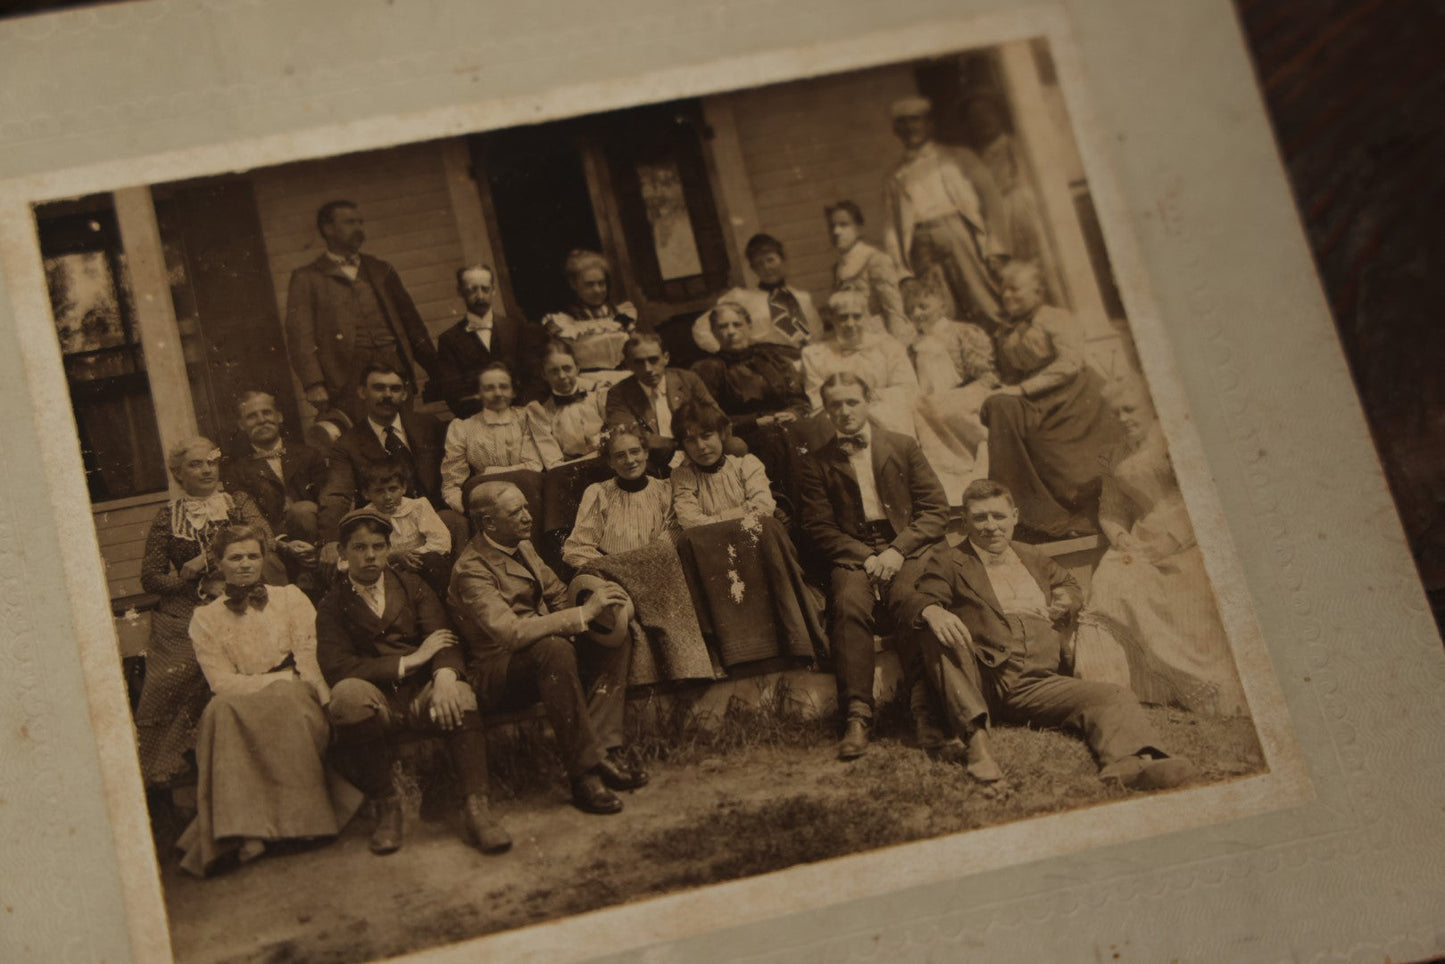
[571, 772, 623, 815]
[838, 716, 869, 760]
[369, 795, 404, 855]
[597, 751, 648, 791]
[911, 680, 948, 751]
[461, 793, 512, 855]
[964, 729, 1004, 783]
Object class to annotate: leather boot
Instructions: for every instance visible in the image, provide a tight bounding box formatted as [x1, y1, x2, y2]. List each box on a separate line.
[370, 794, 404, 855]
[570, 770, 623, 815]
[838, 715, 869, 760]
[461, 793, 512, 854]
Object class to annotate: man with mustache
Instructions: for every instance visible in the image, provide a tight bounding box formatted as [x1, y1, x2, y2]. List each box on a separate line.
[315, 363, 468, 569]
[428, 263, 546, 416]
[284, 200, 440, 419]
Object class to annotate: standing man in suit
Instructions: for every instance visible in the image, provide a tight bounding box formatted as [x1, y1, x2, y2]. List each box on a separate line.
[883, 97, 1010, 326]
[605, 332, 724, 472]
[316, 363, 467, 567]
[284, 200, 440, 418]
[901, 479, 1196, 789]
[428, 264, 546, 416]
[691, 233, 824, 355]
[447, 480, 647, 815]
[798, 371, 950, 760]
[221, 389, 326, 588]
[316, 508, 510, 856]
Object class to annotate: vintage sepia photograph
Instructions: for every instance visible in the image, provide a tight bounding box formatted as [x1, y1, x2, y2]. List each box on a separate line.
[23, 30, 1278, 964]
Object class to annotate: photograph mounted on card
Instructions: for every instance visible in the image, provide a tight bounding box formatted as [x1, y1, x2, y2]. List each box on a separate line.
[0, 7, 1309, 964]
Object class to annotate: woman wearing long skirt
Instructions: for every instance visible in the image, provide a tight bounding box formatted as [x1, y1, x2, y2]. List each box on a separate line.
[177, 525, 361, 875]
[1072, 388, 1249, 717]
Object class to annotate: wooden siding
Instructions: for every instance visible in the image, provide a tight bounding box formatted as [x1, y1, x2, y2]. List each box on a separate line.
[93, 495, 168, 601]
[250, 141, 468, 350]
[722, 64, 920, 307]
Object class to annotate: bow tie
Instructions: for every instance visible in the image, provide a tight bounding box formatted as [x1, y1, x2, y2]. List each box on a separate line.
[252, 445, 285, 461]
[552, 391, 587, 408]
[758, 280, 789, 293]
[223, 582, 268, 614]
[836, 434, 868, 455]
[340, 254, 360, 267]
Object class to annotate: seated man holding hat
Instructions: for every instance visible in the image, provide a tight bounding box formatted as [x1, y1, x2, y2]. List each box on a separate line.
[447, 480, 648, 815]
[315, 507, 511, 857]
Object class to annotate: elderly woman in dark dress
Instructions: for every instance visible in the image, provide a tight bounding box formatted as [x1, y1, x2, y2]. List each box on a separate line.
[133, 437, 280, 787]
[689, 301, 810, 507]
[981, 261, 1121, 538]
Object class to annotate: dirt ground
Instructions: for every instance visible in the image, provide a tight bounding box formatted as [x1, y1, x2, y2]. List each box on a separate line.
[157, 706, 1265, 964]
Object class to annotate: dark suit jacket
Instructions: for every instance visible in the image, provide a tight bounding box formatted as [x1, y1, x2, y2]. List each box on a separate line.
[603, 368, 718, 438]
[284, 252, 439, 395]
[315, 568, 463, 687]
[427, 313, 547, 416]
[220, 434, 327, 532]
[798, 424, 949, 566]
[317, 411, 450, 543]
[901, 540, 1081, 673]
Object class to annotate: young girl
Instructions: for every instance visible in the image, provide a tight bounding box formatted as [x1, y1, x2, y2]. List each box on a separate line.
[903, 276, 999, 502]
[439, 362, 546, 516]
[668, 403, 777, 529]
[179, 524, 360, 875]
[562, 421, 676, 569]
[669, 402, 826, 668]
[359, 459, 452, 597]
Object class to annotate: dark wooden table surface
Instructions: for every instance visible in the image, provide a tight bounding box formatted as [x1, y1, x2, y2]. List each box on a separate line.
[4, 0, 1443, 621]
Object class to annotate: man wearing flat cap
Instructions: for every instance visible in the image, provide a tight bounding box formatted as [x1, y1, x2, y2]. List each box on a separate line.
[447, 480, 648, 816]
[315, 507, 511, 857]
[883, 96, 1011, 326]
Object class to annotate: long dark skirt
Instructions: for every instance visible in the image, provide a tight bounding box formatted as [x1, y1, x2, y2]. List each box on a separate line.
[176, 679, 363, 876]
[134, 598, 210, 786]
[676, 516, 828, 668]
[982, 369, 1122, 538]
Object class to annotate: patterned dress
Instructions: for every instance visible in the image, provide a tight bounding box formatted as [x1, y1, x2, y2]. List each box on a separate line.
[133, 491, 275, 786]
[439, 406, 546, 515]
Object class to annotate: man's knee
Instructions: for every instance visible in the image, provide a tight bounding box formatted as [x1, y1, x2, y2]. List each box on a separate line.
[829, 569, 876, 624]
[530, 636, 580, 676]
[980, 393, 1024, 428]
[327, 678, 389, 726]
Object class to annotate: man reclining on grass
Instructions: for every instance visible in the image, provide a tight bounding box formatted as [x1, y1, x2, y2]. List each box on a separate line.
[902, 478, 1195, 790]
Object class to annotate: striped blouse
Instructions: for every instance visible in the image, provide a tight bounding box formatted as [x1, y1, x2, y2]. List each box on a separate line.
[440, 407, 545, 513]
[561, 477, 676, 568]
[670, 454, 775, 529]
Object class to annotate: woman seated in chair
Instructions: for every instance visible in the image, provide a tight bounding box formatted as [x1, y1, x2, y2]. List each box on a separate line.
[1072, 384, 1249, 717]
[177, 525, 361, 876]
[981, 260, 1120, 538]
[439, 362, 546, 533]
[541, 249, 643, 391]
[134, 437, 282, 789]
[669, 403, 826, 669]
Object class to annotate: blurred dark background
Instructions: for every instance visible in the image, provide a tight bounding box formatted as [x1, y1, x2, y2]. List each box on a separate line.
[4, 0, 1444, 631]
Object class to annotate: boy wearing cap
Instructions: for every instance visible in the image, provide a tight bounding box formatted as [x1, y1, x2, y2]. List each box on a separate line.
[315, 507, 511, 857]
[883, 96, 1010, 326]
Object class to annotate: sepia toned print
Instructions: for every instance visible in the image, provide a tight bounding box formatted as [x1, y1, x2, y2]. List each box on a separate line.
[29, 35, 1269, 964]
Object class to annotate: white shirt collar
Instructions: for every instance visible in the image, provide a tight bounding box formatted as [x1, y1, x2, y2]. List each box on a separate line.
[465, 309, 494, 332]
[483, 532, 520, 557]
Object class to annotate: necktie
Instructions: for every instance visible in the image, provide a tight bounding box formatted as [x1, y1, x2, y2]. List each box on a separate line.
[251, 445, 286, 461]
[836, 434, 868, 455]
[383, 424, 410, 458]
[342, 254, 360, 267]
[223, 583, 268, 614]
[765, 285, 808, 341]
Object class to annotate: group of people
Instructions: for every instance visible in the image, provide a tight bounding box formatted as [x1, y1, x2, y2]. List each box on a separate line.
[129, 95, 1248, 876]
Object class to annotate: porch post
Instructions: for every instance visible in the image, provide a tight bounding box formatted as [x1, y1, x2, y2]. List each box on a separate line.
[113, 186, 198, 490]
[700, 95, 761, 288]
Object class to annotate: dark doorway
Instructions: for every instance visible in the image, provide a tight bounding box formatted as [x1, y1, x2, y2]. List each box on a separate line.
[472, 127, 602, 323]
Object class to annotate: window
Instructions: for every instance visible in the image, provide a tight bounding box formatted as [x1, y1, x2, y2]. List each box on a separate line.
[36, 196, 169, 502]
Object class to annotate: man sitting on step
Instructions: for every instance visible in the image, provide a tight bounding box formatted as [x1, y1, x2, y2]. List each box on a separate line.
[901, 478, 1196, 790]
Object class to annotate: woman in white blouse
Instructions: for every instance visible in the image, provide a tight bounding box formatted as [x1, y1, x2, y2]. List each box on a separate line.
[177, 525, 361, 876]
[439, 362, 547, 516]
[562, 423, 676, 568]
